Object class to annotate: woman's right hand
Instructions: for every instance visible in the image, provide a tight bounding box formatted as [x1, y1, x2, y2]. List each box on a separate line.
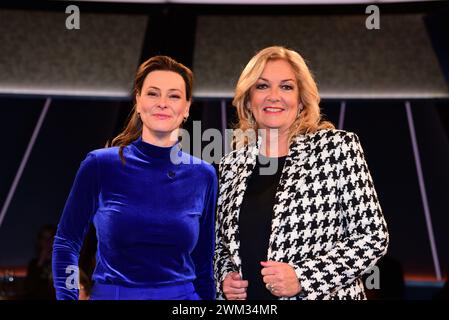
[222, 272, 248, 300]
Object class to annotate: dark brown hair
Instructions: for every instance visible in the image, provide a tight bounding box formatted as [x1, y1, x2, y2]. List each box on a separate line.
[109, 55, 193, 163]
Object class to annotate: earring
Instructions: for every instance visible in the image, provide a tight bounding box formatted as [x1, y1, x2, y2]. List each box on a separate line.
[183, 115, 188, 123]
[248, 113, 256, 126]
[246, 103, 256, 127]
[297, 104, 304, 117]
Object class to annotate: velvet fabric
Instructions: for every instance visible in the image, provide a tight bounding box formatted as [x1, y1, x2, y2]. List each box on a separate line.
[52, 137, 217, 300]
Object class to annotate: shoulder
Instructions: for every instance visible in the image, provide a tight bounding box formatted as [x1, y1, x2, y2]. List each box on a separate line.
[304, 128, 357, 143]
[74, 147, 122, 175]
[88, 146, 120, 158]
[299, 129, 360, 151]
[182, 152, 218, 182]
[86, 146, 121, 164]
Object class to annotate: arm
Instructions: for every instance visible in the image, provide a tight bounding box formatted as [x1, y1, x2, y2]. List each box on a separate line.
[293, 132, 389, 300]
[52, 153, 100, 300]
[191, 166, 218, 300]
[213, 162, 238, 300]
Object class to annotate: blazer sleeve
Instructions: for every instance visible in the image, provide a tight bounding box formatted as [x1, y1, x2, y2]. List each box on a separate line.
[52, 152, 100, 300]
[292, 132, 389, 300]
[214, 162, 238, 300]
[191, 165, 218, 300]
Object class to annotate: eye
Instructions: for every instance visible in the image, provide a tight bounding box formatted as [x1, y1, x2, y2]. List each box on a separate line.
[169, 94, 181, 99]
[281, 84, 294, 90]
[147, 91, 158, 97]
[255, 83, 268, 90]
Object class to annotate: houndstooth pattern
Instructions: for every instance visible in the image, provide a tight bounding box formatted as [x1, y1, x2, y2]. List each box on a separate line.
[214, 129, 389, 300]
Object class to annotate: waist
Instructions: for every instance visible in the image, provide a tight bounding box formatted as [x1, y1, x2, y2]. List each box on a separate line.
[91, 281, 197, 300]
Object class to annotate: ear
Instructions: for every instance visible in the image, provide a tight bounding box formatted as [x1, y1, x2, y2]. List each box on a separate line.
[135, 93, 141, 113]
[184, 99, 192, 118]
[298, 101, 304, 112]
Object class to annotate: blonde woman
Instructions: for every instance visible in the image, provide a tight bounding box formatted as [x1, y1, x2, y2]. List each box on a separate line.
[215, 46, 389, 300]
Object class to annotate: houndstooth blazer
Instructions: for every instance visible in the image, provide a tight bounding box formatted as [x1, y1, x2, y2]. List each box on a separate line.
[214, 129, 389, 300]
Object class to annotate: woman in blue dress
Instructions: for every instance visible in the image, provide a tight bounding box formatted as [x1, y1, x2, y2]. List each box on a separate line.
[52, 56, 217, 300]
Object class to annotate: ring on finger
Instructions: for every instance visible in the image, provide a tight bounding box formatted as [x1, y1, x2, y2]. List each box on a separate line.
[266, 283, 276, 292]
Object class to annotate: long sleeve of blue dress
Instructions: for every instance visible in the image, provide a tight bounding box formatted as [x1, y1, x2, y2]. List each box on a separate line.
[52, 137, 217, 300]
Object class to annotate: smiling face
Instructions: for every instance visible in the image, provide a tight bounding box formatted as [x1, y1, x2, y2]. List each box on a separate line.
[136, 70, 191, 143]
[249, 59, 300, 135]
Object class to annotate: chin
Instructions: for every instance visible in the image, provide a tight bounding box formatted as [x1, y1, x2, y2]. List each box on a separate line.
[150, 126, 179, 136]
[259, 122, 286, 131]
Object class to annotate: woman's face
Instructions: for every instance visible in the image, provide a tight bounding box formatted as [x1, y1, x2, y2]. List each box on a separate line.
[136, 70, 190, 141]
[249, 59, 299, 134]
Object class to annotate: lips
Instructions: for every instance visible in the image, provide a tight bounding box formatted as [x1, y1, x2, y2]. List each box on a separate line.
[152, 113, 171, 120]
[263, 106, 284, 113]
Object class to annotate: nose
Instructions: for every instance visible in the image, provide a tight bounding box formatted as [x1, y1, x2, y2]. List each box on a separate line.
[157, 96, 169, 109]
[266, 87, 281, 103]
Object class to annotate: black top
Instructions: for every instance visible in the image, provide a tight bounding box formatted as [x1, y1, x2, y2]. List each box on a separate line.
[239, 154, 287, 300]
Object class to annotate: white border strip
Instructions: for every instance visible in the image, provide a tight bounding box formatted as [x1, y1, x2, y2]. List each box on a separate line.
[405, 100, 442, 280]
[0, 98, 51, 228]
[56, 0, 439, 4]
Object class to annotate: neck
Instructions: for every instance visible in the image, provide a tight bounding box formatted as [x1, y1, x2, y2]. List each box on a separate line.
[259, 128, 289, 157]
[142, 128, 179, 147]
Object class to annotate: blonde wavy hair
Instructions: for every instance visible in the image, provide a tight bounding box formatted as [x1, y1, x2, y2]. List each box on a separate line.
[233, 46, 334, 146]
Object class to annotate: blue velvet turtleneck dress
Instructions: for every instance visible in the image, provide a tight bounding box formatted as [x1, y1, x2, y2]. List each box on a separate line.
[52, 137, 217, 300]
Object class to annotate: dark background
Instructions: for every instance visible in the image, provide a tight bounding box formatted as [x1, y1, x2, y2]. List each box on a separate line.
[0, 0, 448, 300]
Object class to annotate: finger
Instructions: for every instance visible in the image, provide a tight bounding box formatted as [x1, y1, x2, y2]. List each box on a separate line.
[228, 293, 247, 300]
[231, 287, 247, 294]
[223, 280, 247, 290]
[224, 286, 246, 294]
[261, 260, 282, 267]
[223, 281, 248, 293]
[266, 281, 284, 296]
[262, 275, 277, 284]
[271, 289, 283, 297]
[230, 280, 248, 289]
[265, 285, 281, 297]
[230, 272, 241, 280]
[223, 285, 246, 294]
[224, 272, 237, 284]
[261, 266, 277, 276]
[225, 293, 238, 300]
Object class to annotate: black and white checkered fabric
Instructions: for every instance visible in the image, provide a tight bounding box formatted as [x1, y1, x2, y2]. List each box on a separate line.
[215, 129, 389, 300]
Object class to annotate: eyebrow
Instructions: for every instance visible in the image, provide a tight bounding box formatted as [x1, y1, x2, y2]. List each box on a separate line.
[258, 77, 295, 83]
[146, 86, 183, 92]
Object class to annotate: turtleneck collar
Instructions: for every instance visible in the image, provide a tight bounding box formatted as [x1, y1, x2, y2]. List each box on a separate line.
[131, 136, 181, 160]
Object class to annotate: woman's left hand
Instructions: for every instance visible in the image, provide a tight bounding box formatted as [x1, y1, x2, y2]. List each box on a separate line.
[260, 261, 302, 297]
